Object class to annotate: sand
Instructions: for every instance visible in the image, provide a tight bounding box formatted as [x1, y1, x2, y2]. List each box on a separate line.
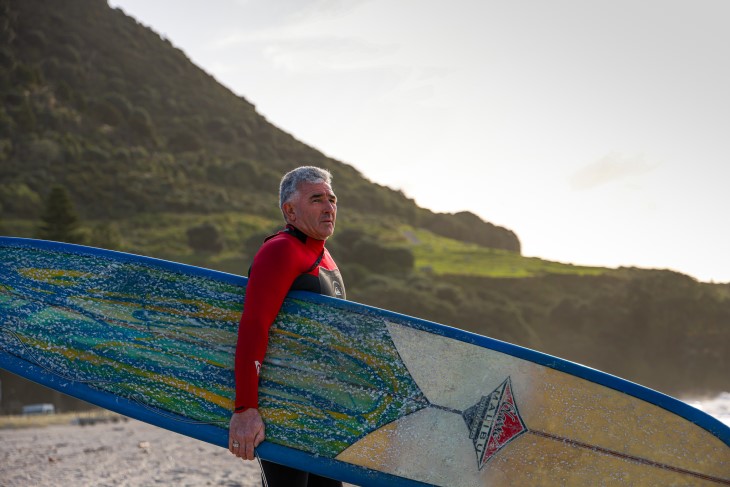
[0, 416, 356, 487]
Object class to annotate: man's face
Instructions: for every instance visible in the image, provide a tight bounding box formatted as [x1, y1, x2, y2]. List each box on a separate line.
[283, 181, 337, 240]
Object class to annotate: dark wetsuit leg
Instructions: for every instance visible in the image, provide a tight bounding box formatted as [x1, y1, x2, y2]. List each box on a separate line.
[261, 460, 343, 487]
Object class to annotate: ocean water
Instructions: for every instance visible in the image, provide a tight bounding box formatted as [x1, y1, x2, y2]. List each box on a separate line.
[684, 391, 730, 427]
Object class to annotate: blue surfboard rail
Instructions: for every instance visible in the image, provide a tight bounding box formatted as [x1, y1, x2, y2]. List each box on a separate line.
[1, 236, 728, 480]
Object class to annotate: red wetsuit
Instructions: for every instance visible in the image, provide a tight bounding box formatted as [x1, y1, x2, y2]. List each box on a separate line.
[234, 225, 346, 410]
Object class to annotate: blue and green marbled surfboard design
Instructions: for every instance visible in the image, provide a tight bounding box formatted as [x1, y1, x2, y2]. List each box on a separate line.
[0, 237, 429, 485]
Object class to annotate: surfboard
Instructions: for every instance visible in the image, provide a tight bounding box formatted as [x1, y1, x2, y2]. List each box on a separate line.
[0, 236, 728, 486]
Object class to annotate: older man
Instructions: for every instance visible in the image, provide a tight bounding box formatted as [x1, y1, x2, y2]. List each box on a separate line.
[229, 166, 345, 487]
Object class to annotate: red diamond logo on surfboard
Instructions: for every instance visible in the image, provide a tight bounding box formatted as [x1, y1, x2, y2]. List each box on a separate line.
[462, 377, 527, 469]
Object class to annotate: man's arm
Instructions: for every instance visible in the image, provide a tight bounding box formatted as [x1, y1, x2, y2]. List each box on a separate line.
[229, 238, 303, 460]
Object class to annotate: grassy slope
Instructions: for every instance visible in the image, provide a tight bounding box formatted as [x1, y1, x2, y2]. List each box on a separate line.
[403, 227, 606, 278]
[2, 216, 606, 279]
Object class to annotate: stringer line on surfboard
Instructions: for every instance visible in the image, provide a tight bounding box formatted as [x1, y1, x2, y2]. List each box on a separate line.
[527, 430, 730, 485]
[428, 376, 730, 484]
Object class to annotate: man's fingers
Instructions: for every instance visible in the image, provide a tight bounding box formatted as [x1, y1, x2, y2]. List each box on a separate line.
[228, 410, 264, 460]
[228, 433, 261, 460]
[245, 440, 256, 460]
[228, 434, 238, 454]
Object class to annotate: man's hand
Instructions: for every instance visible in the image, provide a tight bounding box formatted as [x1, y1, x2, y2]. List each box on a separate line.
[229, 408, 265, 461]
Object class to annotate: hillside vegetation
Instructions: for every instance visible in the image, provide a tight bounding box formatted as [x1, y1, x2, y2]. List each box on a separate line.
[0, 0, 518, 251]
[0, 0, 728, 403]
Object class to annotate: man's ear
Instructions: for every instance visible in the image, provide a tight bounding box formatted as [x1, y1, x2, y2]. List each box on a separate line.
[282, 202, 296, 222]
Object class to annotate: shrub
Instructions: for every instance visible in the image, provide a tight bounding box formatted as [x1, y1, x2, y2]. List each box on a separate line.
[24, 29, 47, 49]
[0, 182, 42, 217]
[89, 99, 123, 126]
[187, 222, 224, 254]
[129, 107, 155, 140]
[90, 222, 122, 250]
[0, 46, 15, 69]
[103, 93, 133, 118]
[167, 129, 203, 152]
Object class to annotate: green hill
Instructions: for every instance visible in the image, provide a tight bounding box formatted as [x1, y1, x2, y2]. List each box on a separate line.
[0, 0, 728, 404]
[0, 0, 519, 251]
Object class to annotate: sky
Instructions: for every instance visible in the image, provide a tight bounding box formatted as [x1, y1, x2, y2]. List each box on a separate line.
[109, 0, 730, 283]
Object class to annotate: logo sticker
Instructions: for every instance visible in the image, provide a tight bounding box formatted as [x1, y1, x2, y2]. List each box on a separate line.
[462, 377, 527, 469]
[333, 280, 343, 297]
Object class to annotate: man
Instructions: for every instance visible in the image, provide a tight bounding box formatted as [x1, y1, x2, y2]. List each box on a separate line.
[229, 166, 346, 487]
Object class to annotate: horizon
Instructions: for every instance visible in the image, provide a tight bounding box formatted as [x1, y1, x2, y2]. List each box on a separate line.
[109, 0, 730, 283]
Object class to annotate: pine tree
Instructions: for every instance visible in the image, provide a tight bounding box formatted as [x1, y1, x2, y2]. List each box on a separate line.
[37, 185, 84, 243]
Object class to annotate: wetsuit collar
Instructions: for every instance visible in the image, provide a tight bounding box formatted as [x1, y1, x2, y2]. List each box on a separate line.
[284, 225, 326, 250]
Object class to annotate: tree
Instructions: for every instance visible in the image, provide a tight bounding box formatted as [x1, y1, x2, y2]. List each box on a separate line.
[37, 185, 84, 243]
[187, 222, 224, 254]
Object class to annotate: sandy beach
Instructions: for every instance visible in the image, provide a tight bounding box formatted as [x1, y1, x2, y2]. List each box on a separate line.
[0, 414, 356, 487]
[2, 395, 727, 487]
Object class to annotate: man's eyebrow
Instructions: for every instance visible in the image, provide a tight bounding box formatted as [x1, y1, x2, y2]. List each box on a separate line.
[309, 192, 337, 200]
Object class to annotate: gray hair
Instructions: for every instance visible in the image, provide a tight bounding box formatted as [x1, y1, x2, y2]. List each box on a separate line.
[279, 166, 333, 210]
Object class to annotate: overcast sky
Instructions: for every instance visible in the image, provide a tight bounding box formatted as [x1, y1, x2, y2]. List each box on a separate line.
[110, 0, 730, 283]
